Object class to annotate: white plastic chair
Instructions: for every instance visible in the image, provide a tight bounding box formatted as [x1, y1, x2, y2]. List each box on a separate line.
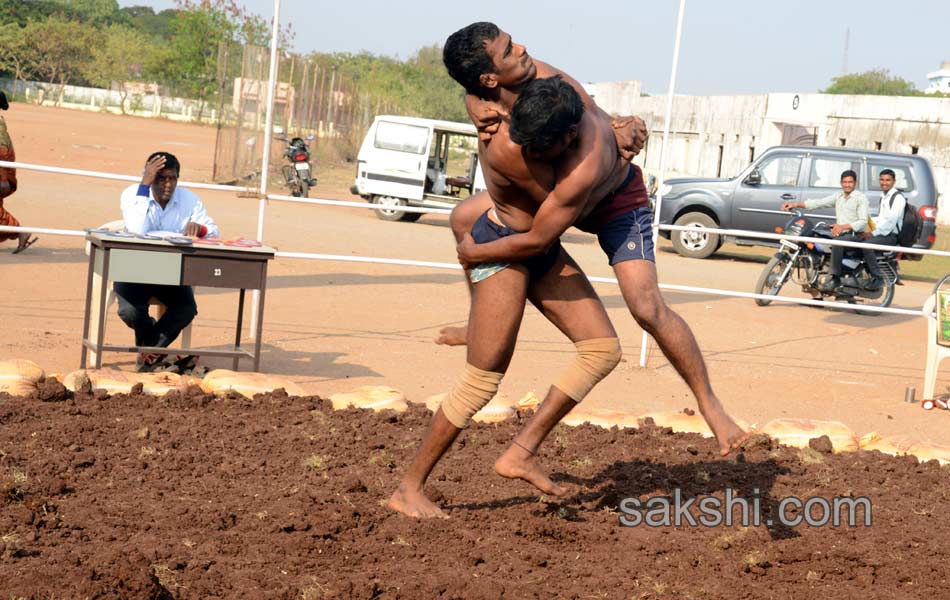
[84, 220, 192, 353]
[923, 294, 950, 400]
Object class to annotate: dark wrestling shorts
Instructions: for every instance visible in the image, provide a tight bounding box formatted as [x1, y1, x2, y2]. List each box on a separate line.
[469, 209, 562, 283]
[576, 164, 656, 265]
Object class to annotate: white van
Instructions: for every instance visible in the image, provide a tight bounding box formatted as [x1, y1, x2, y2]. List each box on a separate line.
[350, 115, 486, 222]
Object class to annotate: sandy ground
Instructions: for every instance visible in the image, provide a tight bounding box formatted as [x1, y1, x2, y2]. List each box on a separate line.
[1, 102, 948, 443]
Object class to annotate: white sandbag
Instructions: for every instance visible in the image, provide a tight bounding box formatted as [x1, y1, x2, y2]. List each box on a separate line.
[515, 391, 542, 412]
[759, 418, 859, 453]
[199, 369, 307, 398]
[859, 434, 950, 463]
[562, 407, 638, 429]
[63, 369, 183, 395]
[329, 386, 408, 412]
[0, 359, 45, 396]
[639, 410, 750, 438]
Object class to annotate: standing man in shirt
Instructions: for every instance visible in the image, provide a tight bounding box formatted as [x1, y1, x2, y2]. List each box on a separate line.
[118, 152, 219, 372]
[781, 169, 869, 291]
[0, 91, 38, 254]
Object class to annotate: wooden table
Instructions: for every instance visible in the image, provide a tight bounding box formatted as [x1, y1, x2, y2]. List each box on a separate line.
[81, 233, 275, 371]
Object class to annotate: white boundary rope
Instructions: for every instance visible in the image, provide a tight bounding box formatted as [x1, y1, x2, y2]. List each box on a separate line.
[661, 224, 945, 257]
[264, 192, 453, 215]
[0, 223, 927, 318]
[3, 159, 944, 255]
[1, 156, 944, 320]
[0, 160, 248, 193]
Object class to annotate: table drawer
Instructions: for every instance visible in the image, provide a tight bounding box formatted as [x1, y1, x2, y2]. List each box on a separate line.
[106, 249, 182, 285]
[181, 256, 264, 289]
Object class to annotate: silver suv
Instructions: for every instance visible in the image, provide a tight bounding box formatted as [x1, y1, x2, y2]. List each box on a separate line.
[656, 146, 939, 259]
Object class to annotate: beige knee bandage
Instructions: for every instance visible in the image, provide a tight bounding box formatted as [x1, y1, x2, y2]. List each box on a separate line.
[554, 337, 622, 402]
[440, 363, 505, 429]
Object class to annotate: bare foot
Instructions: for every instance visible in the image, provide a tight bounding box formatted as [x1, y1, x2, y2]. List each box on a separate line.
[494, 443, 567, 497]
[703, 408, 750, 456]
[387, 484, 448, 519]
[434, 325, 468, 346]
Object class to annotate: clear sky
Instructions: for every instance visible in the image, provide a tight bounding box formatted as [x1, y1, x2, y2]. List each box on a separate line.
[120, 0, 948, 95]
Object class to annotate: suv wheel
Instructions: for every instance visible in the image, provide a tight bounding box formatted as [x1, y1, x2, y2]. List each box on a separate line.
[671, 212, 720, 259]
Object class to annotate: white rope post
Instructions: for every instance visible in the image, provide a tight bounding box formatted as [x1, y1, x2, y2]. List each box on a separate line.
[640, 0, 687, 367]
[250, 0, 282, 342]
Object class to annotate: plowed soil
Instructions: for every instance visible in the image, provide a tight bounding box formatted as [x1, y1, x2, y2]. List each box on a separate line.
[1, 387, 948, 599]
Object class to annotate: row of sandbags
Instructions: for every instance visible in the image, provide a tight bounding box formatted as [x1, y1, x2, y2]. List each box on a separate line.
[4, 359, 949, 464]
[0, 359, 305, 399]
[328, 385, 950, 465]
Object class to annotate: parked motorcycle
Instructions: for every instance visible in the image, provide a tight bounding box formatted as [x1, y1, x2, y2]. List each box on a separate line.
[754, 209, 899, 316]
[278, 134, 316, 197]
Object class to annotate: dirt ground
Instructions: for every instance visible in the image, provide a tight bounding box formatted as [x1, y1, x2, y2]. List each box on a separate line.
[1, 386, 949, 598]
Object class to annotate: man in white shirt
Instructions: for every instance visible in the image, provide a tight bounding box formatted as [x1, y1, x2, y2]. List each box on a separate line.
[117, 152, 219, 372]
[781, 169, 871, 291]
[864, 169, 907, 277]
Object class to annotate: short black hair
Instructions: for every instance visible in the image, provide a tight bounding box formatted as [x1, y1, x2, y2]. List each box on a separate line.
[0, 91, 8, 111]
[147, 151, 180, 176]
[840, 169, 857, 182]
[443, 22, 500, 95]
[880, 168, 896, 179]
[509, 76, 584, 151]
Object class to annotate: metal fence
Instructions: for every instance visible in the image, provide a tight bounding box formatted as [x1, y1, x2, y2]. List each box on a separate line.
[211, 43, 399, 186]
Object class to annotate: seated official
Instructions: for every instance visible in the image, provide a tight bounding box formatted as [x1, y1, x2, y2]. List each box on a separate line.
[118, 152, 219, 372]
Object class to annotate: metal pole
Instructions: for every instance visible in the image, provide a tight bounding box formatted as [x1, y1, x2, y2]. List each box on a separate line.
[639, 0, 686, 367]
[250, 0, 281, 340]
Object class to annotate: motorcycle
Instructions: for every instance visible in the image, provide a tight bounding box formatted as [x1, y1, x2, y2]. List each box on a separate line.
[754, 209, 900, 316]
[278, 134, 317, 197]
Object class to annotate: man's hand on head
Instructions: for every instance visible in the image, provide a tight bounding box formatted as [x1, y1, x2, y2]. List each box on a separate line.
[611, 115, 648, 161]
[141, 155, 166, 185]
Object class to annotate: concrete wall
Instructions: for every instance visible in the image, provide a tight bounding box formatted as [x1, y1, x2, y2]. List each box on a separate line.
[0, 78, 219, 124]
[586, 82, 950, 224]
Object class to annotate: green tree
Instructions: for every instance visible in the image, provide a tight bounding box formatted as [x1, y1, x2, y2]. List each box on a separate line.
[0, 24, 30, 97]
[152, 0, 293, 119]
[82, 24, 149, 114]
[0, 1, 79, 27]
[119, 6, 178, 40]
[53, 0, 123, 24]
[18, 16, 99, 104]
[822, 69, 920, 96]
[307, 45, 467, 122]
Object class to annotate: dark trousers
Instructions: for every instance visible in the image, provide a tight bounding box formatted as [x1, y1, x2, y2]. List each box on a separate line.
[114, 282, 197, 348]
[830, 232, 897, 278]
[861, 233, 898, 277]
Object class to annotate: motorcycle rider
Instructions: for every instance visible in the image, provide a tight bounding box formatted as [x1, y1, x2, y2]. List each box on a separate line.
[780, 169, 874, 292]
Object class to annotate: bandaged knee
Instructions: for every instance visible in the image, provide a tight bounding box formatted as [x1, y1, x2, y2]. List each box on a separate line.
[440, 363, 504, 428]
[554, 337, 622, 402]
